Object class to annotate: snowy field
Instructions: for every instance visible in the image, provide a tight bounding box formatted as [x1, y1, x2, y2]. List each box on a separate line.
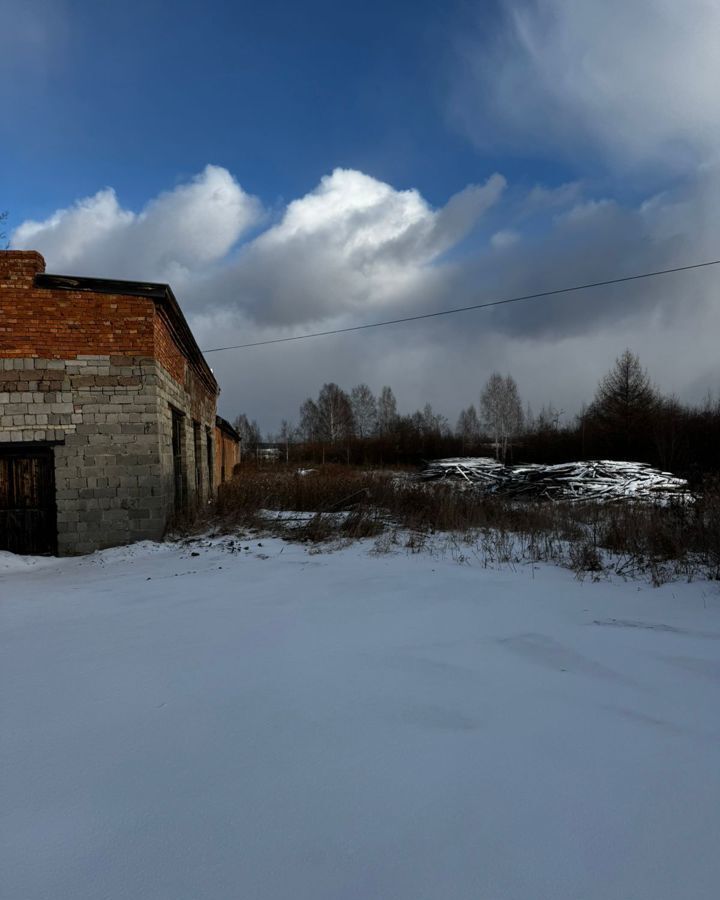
[2, 538, 720, 900]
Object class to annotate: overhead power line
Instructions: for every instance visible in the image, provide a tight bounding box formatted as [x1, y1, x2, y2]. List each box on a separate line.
[201, 258, 720, 355]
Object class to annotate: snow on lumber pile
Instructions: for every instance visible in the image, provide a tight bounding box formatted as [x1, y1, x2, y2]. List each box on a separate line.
[417, 457, 511, 491]
[418, 458, 689, 503]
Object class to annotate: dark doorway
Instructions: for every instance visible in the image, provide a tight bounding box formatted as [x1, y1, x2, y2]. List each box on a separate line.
[171, 409, 186, 512]
[206, 427, 214, 494]
[0, 445, 57, 555]
[193, 421, 202, 500]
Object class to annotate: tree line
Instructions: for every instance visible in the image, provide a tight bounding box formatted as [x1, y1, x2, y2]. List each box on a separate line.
[234, 350, 720, 480]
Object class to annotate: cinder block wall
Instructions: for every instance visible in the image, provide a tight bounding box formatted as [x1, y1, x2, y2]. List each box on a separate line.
[154, 356, 217, 526]
[1, 355, 165, 553]
[151, 305, 218, 522]
[1, 251, 219, 555]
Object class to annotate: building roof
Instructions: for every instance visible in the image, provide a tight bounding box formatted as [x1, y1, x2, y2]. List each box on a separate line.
[34, 272, 217, 393]
[215, 415, 241, 442]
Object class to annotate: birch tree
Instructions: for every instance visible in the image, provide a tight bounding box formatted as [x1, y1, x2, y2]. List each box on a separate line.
[350, 384, 377, 437]
[298, 398, 320, 442]
[278, 419, 295, 462]
[377, 386, 398, 435]
[480, 373, 523, 461]
[315, 383, 355, 443]
[456, 405, 480, 452]
[233, 414, 262, 452]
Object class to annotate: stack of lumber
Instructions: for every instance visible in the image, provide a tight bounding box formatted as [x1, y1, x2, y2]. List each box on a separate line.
[419, 458, 689, 503]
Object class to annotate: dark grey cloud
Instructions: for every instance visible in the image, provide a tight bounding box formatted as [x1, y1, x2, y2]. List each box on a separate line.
[13, 161, 720, 432]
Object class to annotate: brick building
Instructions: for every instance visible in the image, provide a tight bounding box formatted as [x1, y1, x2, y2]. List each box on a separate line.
[215, 416, 241, 485]
[0, 250, 238, 555]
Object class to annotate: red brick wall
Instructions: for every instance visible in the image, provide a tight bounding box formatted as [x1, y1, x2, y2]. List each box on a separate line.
[215, 427, 241, 485]
[0, 252, 155, 359]
[153, 311, 187, 385]
[0, 251, 46, 283]
[1, 250, 218, 418]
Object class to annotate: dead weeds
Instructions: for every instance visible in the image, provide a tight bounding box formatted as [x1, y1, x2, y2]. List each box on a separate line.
[209, 464, 720, 583]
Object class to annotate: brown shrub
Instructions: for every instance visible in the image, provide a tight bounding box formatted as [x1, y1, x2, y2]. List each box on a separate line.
[213, 464, 719, 581]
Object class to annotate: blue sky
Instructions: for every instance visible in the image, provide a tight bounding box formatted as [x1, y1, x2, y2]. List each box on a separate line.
[2, 0, 578, 224]
[3, 0, 720, 428]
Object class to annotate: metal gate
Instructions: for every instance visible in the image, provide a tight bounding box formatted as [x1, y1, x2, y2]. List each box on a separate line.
[0, 446, 57, 555]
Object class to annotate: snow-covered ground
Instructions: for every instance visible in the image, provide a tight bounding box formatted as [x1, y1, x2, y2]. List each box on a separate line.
[2, 538, 720, 900]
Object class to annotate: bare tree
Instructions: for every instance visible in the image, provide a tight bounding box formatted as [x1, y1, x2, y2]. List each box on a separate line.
[377, 385, 398, 435]
[315, 383, 355, 443]
[480, 373, 523, 461]
[350, 384, 377, 438]
[233, 413, 262, 458]
[456, 404, 480, 452]
[278, 419, 296, 462]
[419, 403, 449, 436]
[299, 398, 320, 442]
[534, 403, 564, 433]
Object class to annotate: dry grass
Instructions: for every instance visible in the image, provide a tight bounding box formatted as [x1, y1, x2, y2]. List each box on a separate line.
[211, 464, 720, 583]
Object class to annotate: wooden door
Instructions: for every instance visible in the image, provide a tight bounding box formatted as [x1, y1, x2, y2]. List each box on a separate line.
[0, 446, 57, 555]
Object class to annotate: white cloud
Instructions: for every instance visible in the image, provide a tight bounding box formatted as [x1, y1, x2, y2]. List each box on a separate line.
[491, 229, 520, 250]
[12, 165, 262, 283]
[10, 162, 720, 430]
[561, 199, 615, 225]
[13, 189, 133, 270]
[194, 164, 720, 428]
[451, 0, 720, 169]
[522, 182, 582, 215]
[192, 168, 505, 325]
